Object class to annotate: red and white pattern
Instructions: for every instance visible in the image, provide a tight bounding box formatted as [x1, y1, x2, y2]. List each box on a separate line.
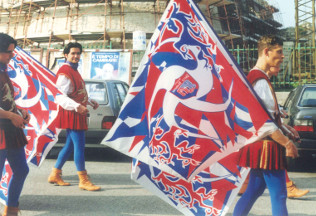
[0, 46, 61, 204]
[103, 0, 278, 215]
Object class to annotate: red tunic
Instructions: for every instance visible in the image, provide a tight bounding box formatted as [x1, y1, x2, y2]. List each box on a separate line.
[0, 71, 28, 149]
[238, 69, 286, 170]
[55, 64, 88, 130]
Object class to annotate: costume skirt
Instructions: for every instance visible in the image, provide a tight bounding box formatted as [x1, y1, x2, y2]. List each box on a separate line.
[56, 108, 88, 130]
[238, 140, 287, 170]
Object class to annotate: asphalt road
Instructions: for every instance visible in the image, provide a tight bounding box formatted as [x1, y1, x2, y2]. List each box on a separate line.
[2, 147, 316, 216]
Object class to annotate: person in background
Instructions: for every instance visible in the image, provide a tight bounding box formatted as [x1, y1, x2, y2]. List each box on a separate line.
[277, 86, 309, 198]
[238, 67, 310, 199]
[47, 42, 101, 191]
[233, 35, 298, 216]
[0, 33, 30, 216]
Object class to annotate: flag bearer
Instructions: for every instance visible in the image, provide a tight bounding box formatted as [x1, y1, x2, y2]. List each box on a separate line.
[233, 35, 298, 216]
[0, 33, 30, 216]
[48, 42, 101, 191]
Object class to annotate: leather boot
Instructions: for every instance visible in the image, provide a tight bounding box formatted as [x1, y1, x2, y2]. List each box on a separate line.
[3, 206, 19, 216]
[77, 170, 101, 191]
[287, 180, 309, 198]
[48, 168, 70, 186]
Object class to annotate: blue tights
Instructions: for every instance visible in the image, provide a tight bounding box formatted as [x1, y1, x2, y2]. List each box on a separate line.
[55, 129, 85, 171]
[0, 147, 29, 207]
[233, 169, 287, 216]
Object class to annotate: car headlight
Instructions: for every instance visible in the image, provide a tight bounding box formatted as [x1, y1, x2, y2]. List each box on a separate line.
[293, 119, 314, 132]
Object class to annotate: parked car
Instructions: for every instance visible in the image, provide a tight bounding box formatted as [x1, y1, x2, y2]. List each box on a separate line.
[58, 79, 129, 146]
[282, 84, 316, 170]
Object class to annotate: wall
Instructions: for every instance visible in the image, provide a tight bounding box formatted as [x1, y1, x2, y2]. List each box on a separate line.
[0, 1, 167, 50]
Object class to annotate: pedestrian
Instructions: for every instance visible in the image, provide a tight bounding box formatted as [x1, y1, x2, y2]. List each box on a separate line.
[275, 67, 309, 198]
[48, 42, 101, 191]
[233, 35, 298, 216]
[0, 33, 30, 216]
[238, 66, 310, 199]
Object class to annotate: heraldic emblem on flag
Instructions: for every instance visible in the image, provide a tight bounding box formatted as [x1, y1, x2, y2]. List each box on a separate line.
[0, 46, 61, 203]
[102, 0, 279, 215]
[103, 0, 276, 180]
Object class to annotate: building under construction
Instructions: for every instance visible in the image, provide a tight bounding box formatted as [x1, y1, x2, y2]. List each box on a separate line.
[0, 0, 283, 79]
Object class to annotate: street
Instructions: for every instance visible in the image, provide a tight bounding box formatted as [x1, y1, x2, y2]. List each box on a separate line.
[3, 147, 316, 216]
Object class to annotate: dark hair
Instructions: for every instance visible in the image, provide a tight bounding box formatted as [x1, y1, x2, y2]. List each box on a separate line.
[63, 42, 82, 55]
[258, 35, 283, 56]
[0, 33, 17, 52]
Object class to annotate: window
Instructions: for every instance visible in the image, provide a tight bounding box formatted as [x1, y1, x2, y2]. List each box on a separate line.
[283, 90, 295, 109]
[114, 83, 127, 106]
[298, 87, 316, 107]
[86, 82, 108, 104]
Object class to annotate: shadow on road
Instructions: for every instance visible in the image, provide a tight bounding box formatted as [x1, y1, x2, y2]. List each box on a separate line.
[19, 193, 182, 216]
[48, 146, 132, 163]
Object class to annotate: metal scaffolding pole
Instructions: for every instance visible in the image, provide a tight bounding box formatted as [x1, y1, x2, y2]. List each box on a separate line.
[121, 0, 125, 49]
[48, 0, 58, 49]
[222, 4, 234, 48]
[14, 0, 24, 38]
[7, 7, 14, 34]
[47, 0, 58, 68]
[40, 7, 46, 33]
[295, 0, 316, 83]
[69, 0, 74, 41]
[23, 0, 33, 48]
[34, 8, 41, 34]
[104, 0, 108, 48]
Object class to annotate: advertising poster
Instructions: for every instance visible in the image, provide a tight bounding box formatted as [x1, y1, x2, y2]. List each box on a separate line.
[118, 52, 131, 84]
[90, 52, 120, 80]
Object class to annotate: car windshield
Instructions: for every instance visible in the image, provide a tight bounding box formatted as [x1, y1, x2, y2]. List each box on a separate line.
[298, 87, 316, 107]
[86, 82, 108, 104]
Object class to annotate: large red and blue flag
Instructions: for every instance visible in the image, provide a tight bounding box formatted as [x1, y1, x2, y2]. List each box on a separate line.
[0, 46, 61, 203]
[102, 0, 277, 181]
[132, 154, 250, 216]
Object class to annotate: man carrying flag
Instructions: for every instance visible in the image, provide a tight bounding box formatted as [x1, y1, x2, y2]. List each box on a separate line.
[0, 33, 30, 216]
[103, 0, 292, 215]
[233, 35, 298, 216]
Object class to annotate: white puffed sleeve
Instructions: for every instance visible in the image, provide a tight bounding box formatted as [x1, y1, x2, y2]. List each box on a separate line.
[55, 75, 80, 111]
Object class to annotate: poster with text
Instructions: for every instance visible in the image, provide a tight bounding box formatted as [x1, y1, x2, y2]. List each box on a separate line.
[90, 52, 120, 80]
[118, 52, 131, 84]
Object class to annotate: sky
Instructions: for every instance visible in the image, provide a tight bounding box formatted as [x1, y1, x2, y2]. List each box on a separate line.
[272, 0, 295, 28]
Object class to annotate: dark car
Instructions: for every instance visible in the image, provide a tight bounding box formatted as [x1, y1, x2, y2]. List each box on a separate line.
[58, 79, 129, 146]
[282, 84, 316, 170]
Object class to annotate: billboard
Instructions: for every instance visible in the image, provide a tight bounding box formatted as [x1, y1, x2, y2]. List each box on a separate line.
[90, 52, 120, 80]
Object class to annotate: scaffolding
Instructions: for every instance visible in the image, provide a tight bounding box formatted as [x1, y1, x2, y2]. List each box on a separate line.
[294, 0, 316, 83]
[0, 0, 167, 69]
[206, 0, 282, 72]
[207, 0, 241, 48]
[0, 0, 285, 74]
[0, 0, 166, 49]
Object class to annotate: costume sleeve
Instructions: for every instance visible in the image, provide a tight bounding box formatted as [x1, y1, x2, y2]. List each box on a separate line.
[253, 79, 276, 118]
[253, 78, 280, 134]
[55, 75, 80, 111]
